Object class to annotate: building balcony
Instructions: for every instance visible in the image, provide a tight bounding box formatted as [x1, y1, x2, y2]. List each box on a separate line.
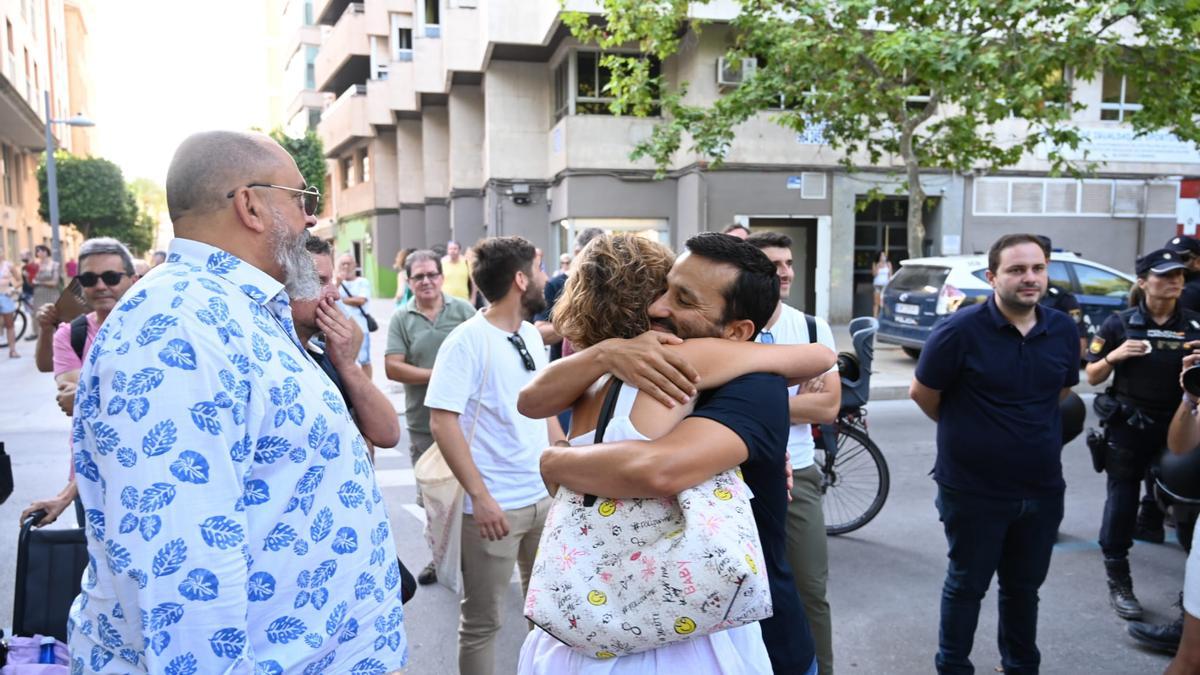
[286, 89, 330, 121]
[337, 178, 378, 219]
[284, 24, 322, 56]
[313, 0, 353, 25]
[318, 84, 373, 157]
[0, 69, 46, 150]
[368, 61, 417, 115]
[314, 3, 369, 94]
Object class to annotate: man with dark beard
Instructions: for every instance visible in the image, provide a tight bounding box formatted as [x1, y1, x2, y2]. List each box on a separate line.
[66, 131, 409, 673]
[910, 233, 1079, 675]
[425, 236, 566, 675]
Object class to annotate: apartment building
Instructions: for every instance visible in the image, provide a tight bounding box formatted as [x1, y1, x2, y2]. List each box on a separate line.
[0, 0, 87, 266]
[302, 1, 1200, 319]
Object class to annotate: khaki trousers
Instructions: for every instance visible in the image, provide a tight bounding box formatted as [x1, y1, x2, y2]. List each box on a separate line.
[457, 496, 550, 675]
[788, 464, 834, 675]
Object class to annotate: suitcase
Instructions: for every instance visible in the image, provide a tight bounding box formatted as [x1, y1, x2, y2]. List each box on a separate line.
[12, 510, 89, 644]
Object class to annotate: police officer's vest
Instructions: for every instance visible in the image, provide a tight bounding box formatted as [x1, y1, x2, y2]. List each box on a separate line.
[1112, 304, 1200, 413]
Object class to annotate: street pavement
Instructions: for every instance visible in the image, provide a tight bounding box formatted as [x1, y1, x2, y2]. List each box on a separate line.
[0, 301, 1179, 673]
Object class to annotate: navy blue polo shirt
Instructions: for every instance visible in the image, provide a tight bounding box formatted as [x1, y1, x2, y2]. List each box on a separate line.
[915, 297, 1079, 499]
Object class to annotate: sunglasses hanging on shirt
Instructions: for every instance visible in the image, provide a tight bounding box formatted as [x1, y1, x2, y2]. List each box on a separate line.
[507, 333, 536, 371]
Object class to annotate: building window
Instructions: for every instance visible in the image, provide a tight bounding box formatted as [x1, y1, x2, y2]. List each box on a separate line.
[395, 28, 412, 60]
[558, 51, 661, 118]
[307, 108, 321, 130]
[304, 46, 317, 89]
[360, 150, 370, 183]
[1101, 72, 1141, 121]
[303, 0, 313, 25]
[340, 156, 353, 189]
[421, 0, 440, 37]
[553, 59, 569, 121]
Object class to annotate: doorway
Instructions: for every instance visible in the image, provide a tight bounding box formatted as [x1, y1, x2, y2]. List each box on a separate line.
[748, 217, 818, 314]
[853, 198, 909, 318]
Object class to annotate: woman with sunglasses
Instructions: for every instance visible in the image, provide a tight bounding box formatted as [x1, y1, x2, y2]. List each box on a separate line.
[21, 238, 140, 528]
[517, 233, 835, 674]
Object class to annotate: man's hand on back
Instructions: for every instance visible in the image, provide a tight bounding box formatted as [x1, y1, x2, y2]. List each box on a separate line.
[597, 331, 700, 408]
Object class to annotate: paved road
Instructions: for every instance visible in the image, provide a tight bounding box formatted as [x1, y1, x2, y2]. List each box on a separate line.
[0, 301, 1180, 673]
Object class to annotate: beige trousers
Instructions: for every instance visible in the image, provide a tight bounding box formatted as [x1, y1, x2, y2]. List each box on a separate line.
[457, 496, 551, 675]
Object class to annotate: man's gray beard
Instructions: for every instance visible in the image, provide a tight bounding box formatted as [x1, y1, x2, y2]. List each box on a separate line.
[271, 208, 320, 300]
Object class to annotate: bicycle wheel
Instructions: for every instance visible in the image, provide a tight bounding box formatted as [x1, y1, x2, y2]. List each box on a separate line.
[0, 309, 25, 348]
[817, 422, 890, 535]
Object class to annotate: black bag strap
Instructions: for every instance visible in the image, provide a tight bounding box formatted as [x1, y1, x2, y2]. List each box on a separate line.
[595, 378, 623, 443]
[70, 314, 89, 361]
[804, 314, 818, 345]
[582, 379, 624, 507]
[341, 282, 372, 320]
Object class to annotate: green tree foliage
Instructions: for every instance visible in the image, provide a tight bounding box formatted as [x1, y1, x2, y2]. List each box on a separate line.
[129, 178, 167, 254]
[270, 128, 326, 213]
[566, 0, 1200, 257]
[37, 153, 152, 253]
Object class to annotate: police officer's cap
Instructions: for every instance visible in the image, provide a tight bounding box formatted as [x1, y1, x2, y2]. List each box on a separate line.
[1135, 248, 1189, 276]
[1166, 235, 1200, 256]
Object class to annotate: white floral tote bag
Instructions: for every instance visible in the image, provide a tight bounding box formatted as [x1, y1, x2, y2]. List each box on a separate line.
[525, 381, 773, 658]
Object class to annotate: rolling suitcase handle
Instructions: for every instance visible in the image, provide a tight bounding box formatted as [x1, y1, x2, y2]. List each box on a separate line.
[13, 509, 88, 644]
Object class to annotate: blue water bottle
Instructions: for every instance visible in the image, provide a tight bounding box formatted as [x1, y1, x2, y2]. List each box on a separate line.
[39, 636, 56, 664]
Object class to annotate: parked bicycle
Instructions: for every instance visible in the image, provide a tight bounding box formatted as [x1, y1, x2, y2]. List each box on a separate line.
[813, 317, 890, 535]
[0, 289, 29, 350]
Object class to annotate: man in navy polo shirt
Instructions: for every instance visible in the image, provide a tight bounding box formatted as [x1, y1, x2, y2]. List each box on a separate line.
[911, 233, 1080, 675]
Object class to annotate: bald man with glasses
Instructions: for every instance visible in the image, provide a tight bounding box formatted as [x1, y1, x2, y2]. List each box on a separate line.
[66, 131, 408, 674]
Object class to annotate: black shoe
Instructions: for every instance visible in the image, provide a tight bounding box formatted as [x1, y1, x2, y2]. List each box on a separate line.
[1105, 559, 1144, 620]
[417, 562, 437, 585]
[1133, 523, 1166, 544]
[1128, 618, 1182, 653]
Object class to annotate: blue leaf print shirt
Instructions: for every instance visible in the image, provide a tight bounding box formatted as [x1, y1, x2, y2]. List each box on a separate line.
[67, 239, 407, 675]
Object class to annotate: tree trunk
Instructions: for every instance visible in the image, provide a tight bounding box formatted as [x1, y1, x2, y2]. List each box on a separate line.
[904, 159, 926, 260]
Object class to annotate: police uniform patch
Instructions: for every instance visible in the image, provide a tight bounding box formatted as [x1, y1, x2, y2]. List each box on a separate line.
[1089, 335, 1105, 354]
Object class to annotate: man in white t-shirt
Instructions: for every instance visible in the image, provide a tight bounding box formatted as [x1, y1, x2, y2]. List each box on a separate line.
[426, 235, 566, 675]
[748, 231, 841, 675]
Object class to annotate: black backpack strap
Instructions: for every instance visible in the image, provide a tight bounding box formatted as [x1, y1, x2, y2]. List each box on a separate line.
[804, 314, 818, 345]
[70, 314, 89, 361]
[582, 379, 624, 507]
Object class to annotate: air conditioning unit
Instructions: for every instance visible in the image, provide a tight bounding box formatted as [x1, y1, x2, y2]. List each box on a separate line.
[717, 57, 756, 87]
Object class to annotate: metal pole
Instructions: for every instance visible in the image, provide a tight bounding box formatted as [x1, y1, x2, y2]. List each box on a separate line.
[43, 90, 61, 267]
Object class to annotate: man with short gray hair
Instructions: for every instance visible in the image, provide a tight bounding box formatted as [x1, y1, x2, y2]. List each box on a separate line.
[34, 236, 138, 374]
[385, 248, 476, 585]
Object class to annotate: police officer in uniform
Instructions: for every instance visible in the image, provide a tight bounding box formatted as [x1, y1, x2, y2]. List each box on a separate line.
[1086, 248, 1200, 621]
[1167, 235, 1200, 313]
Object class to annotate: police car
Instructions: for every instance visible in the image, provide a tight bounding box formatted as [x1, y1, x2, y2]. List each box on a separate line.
[878, 251, 1135, 358]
